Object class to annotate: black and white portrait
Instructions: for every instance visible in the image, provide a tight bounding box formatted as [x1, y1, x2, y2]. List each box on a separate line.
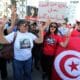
[27, 6, 38, 18]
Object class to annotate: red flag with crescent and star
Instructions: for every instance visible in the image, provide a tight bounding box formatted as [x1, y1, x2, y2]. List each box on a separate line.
[51, 36, 80, 80]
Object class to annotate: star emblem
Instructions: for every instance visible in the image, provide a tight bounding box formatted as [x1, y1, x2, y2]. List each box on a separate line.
[69, 61, 78, 72]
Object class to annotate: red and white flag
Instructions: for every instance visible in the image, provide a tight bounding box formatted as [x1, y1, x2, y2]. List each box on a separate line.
[51, 37, 80, 80]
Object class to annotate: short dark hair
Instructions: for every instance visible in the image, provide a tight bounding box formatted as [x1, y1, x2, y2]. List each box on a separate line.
[17, 19, 30, 30]
[76, 21, 80, 25]
[17, 19, 27, 27]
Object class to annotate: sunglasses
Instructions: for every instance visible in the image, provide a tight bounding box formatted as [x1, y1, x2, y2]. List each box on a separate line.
[50, 25, 57, 28]
[20, 23, 28, 27]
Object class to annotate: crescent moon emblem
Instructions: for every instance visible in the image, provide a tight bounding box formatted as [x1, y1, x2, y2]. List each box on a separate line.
[54, 50, 80, 80]
[60, 55, 79, 78]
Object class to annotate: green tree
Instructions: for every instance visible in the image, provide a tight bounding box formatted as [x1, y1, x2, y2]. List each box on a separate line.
[11, 0, 16, 6]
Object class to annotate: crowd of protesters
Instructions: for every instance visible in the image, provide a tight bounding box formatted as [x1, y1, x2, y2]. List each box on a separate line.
[0, 5, 80, 80]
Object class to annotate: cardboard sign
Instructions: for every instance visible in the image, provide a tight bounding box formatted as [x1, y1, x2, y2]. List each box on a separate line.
[38, 1, 67, 23]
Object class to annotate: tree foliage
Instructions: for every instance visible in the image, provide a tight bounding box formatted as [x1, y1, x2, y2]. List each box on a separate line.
[11, 0, 16, 6]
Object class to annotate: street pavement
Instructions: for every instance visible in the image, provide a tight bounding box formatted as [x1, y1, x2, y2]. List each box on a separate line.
[0, 62, 46, 80]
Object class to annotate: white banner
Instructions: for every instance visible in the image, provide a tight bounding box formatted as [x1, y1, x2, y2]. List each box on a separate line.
[38, 1, 67, 23]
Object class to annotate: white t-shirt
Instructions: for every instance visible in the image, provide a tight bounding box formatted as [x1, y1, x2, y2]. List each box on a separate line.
[5, 31, 37, 61]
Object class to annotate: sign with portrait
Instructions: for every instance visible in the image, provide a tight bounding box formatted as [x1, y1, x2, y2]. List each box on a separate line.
[26, 6, 38, 21]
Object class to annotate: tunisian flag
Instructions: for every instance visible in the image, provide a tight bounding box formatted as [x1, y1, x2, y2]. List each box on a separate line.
[51, 37, 80, 80]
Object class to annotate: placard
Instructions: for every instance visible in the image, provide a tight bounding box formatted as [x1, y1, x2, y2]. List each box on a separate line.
[38, 1, 67, 23]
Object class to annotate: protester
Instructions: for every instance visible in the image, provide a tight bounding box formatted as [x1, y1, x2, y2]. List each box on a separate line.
[0, 16, 45, 80]
[58, 22, 69, 36]
[0, 5, 20, 80]
[41, 22, 70, 80]
[0, 9, 18, 80]
[30, 22, 42, 70]
[71, 20, 80, 37]
[51, 20, 80, 80]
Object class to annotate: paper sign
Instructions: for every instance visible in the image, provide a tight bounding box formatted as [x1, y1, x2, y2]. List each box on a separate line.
[38, 1, 67, 23]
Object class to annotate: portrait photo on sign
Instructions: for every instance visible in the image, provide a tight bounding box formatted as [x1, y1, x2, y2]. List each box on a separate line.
[27, 6, 38, 18]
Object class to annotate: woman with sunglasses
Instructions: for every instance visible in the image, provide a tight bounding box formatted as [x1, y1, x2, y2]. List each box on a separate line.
[41, 22, 70, 80]
[0, 18, 44, 80]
